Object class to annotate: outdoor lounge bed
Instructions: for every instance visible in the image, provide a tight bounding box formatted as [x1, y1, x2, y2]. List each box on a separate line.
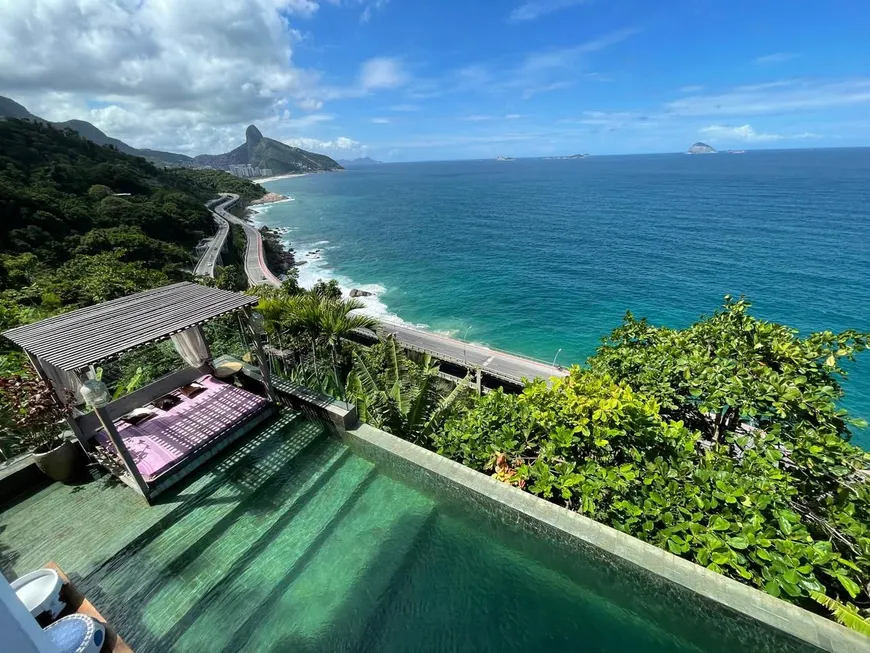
[2, 282, 281, 503]
[94, 374, 274, 484]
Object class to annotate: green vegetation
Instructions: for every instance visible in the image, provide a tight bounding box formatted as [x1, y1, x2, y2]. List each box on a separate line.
[2, 115, 868, 633]
[347, 337, 470, 444]
[0, 118, 263, 385]
[248, 285, 870, 631]
[0, 374, 71, 460]
[434, 298, 870, 630]
[175, 168, 266, 201]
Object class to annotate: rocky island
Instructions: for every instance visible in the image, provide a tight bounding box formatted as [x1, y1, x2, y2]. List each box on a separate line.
[687, 142, 716, 154]
[249, 192, 288, 206]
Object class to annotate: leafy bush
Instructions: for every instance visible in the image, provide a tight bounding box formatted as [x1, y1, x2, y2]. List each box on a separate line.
[436, 299, 870, 629]
[0, 373, 72, 455]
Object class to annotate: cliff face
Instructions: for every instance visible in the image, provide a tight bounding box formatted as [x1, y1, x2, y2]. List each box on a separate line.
[688, 142, 716, 154]
[193, 124, 342, 174]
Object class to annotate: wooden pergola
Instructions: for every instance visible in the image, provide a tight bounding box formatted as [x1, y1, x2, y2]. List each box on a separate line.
[2, 282, 279, 501]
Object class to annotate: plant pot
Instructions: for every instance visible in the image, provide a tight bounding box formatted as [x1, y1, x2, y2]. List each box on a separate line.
[32, 440, 79, 482]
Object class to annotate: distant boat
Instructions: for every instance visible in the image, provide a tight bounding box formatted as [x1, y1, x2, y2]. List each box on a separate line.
[727, 150, 746, 154]
[495, 155, 515, 161]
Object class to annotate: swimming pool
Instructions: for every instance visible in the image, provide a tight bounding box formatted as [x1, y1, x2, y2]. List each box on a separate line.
[0, 411, 845, 651]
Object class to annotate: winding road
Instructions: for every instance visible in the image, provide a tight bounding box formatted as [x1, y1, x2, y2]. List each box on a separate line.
[214, 193, 282, 287]
[193, 195, 234, 277]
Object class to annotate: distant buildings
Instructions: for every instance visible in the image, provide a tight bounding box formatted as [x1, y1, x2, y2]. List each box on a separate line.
[228, 164, 273, 178]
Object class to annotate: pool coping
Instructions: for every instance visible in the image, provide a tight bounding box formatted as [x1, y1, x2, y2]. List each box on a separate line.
[340, 421, 868, 653]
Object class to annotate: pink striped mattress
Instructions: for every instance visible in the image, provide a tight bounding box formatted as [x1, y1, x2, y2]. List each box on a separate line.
[95, 375, 270, 482]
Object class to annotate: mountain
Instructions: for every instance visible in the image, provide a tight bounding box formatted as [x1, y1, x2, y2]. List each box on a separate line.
[687, 142, 716, 154]
[0, 95, 192, 167]
[193, 124, 342, 174]
[1, 96, 341, 174]
[337, 157, 382, 166]
[0, 96, 38, 120]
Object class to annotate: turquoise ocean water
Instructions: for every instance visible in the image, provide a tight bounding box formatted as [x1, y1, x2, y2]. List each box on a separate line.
[258, 149, 870, 447]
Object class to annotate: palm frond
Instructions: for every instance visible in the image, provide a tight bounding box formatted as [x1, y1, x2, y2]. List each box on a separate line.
[406, 374, 435, 441]
[423, 374, 470, 439]
[810, 591, 870, 636]
[351, 349, 382, 398]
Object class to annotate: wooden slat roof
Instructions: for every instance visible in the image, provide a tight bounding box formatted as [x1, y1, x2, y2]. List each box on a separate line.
[2, 282, 257, 371]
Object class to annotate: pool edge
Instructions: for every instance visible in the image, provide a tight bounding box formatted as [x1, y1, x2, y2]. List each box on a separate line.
[339, 421, 867, 653]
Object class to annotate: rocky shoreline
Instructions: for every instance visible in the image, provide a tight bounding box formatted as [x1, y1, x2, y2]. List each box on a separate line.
[249, 192, 288, 205]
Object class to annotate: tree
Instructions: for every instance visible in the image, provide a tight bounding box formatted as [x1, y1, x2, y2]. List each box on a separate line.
[311, 279, 342, 301]
[589, 296, 868, 444]
[256, 288, 376, 382]
[434, 299, 870, 631]
[347, 337, 469, 442]
[32, 251, 170, 305]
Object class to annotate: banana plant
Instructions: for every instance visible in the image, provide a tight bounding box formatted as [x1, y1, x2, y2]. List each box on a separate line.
[346, 337, 469, 443]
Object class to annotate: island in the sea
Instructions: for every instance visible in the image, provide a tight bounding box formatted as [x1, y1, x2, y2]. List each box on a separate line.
[687, 142, 716, 154]
[542, 153, 588, 160]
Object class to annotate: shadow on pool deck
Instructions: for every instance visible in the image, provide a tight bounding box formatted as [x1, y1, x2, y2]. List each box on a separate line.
[0, 410, 322, 579]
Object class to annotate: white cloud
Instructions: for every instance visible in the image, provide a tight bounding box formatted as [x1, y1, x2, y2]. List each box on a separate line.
[496, 29, 638, 98]
[679, 85, 704, 93]
[699, 124, 820, 143]
[504, 114, 524, 119]
[699, 124, 783, 142]
[509, 0, 589, 22]
[371, 117, 391, 123]
[461, 115, 494, 121]
[754, 52, 798, 65]
[284, 135, 366, 154]
[0, 0, 399, 153]
[359, 57, 408, 90]
[667, 79, 870, 117]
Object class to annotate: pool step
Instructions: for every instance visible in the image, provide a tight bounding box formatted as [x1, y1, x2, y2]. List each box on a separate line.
[235, 474, 436, 652]
[168, 454, 377, 652]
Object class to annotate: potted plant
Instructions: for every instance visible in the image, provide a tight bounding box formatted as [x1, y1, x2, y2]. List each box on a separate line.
[0, 373, 79, 482]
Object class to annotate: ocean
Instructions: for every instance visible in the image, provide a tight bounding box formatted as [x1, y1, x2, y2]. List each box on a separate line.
[256, 149, 870, 448]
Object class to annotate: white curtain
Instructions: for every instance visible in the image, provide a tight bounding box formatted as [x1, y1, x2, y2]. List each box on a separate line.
[40, 359, 84, 404]
[171, 326, 211, 367]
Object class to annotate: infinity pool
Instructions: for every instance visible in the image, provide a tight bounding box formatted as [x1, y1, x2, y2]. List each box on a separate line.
[1, 412, 822, 652]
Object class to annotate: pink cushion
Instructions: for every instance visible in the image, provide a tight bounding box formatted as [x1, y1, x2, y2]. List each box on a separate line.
[96, 375, 269, 481]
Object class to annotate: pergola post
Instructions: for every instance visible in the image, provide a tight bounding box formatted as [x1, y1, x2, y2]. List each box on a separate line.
[91, 404, 150, 500]
[242, 307, 280, 404]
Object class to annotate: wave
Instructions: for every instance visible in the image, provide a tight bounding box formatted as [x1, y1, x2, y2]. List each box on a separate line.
[288, 238, 427, 329]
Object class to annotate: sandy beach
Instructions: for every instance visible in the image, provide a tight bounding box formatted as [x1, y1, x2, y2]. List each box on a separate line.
[254, 172, 310, 184]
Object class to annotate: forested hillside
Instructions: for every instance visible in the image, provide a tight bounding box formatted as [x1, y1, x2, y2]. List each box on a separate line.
[0, 118, 261, 338]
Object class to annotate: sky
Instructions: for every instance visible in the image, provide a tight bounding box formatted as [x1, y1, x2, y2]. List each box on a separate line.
[1, 0, 869, 161]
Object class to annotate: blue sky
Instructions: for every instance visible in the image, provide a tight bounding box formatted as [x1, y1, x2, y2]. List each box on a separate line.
[2, 0, 869, 160]
[289, 0, 870, 159]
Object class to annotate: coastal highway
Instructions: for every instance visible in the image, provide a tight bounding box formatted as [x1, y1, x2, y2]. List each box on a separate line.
[193, 195, 235, 277]
[229, 193, 565, 385]
[214, 193, 282, 287]
[378, 322, 567, 386]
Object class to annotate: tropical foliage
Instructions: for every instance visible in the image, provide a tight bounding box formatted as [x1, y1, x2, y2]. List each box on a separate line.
[347, 337, 470, 443]
[0, 373, 71, 458]
[435, 298, 870, 629]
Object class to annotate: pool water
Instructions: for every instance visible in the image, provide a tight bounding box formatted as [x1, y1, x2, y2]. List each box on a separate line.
[1, 413, 816, 652]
